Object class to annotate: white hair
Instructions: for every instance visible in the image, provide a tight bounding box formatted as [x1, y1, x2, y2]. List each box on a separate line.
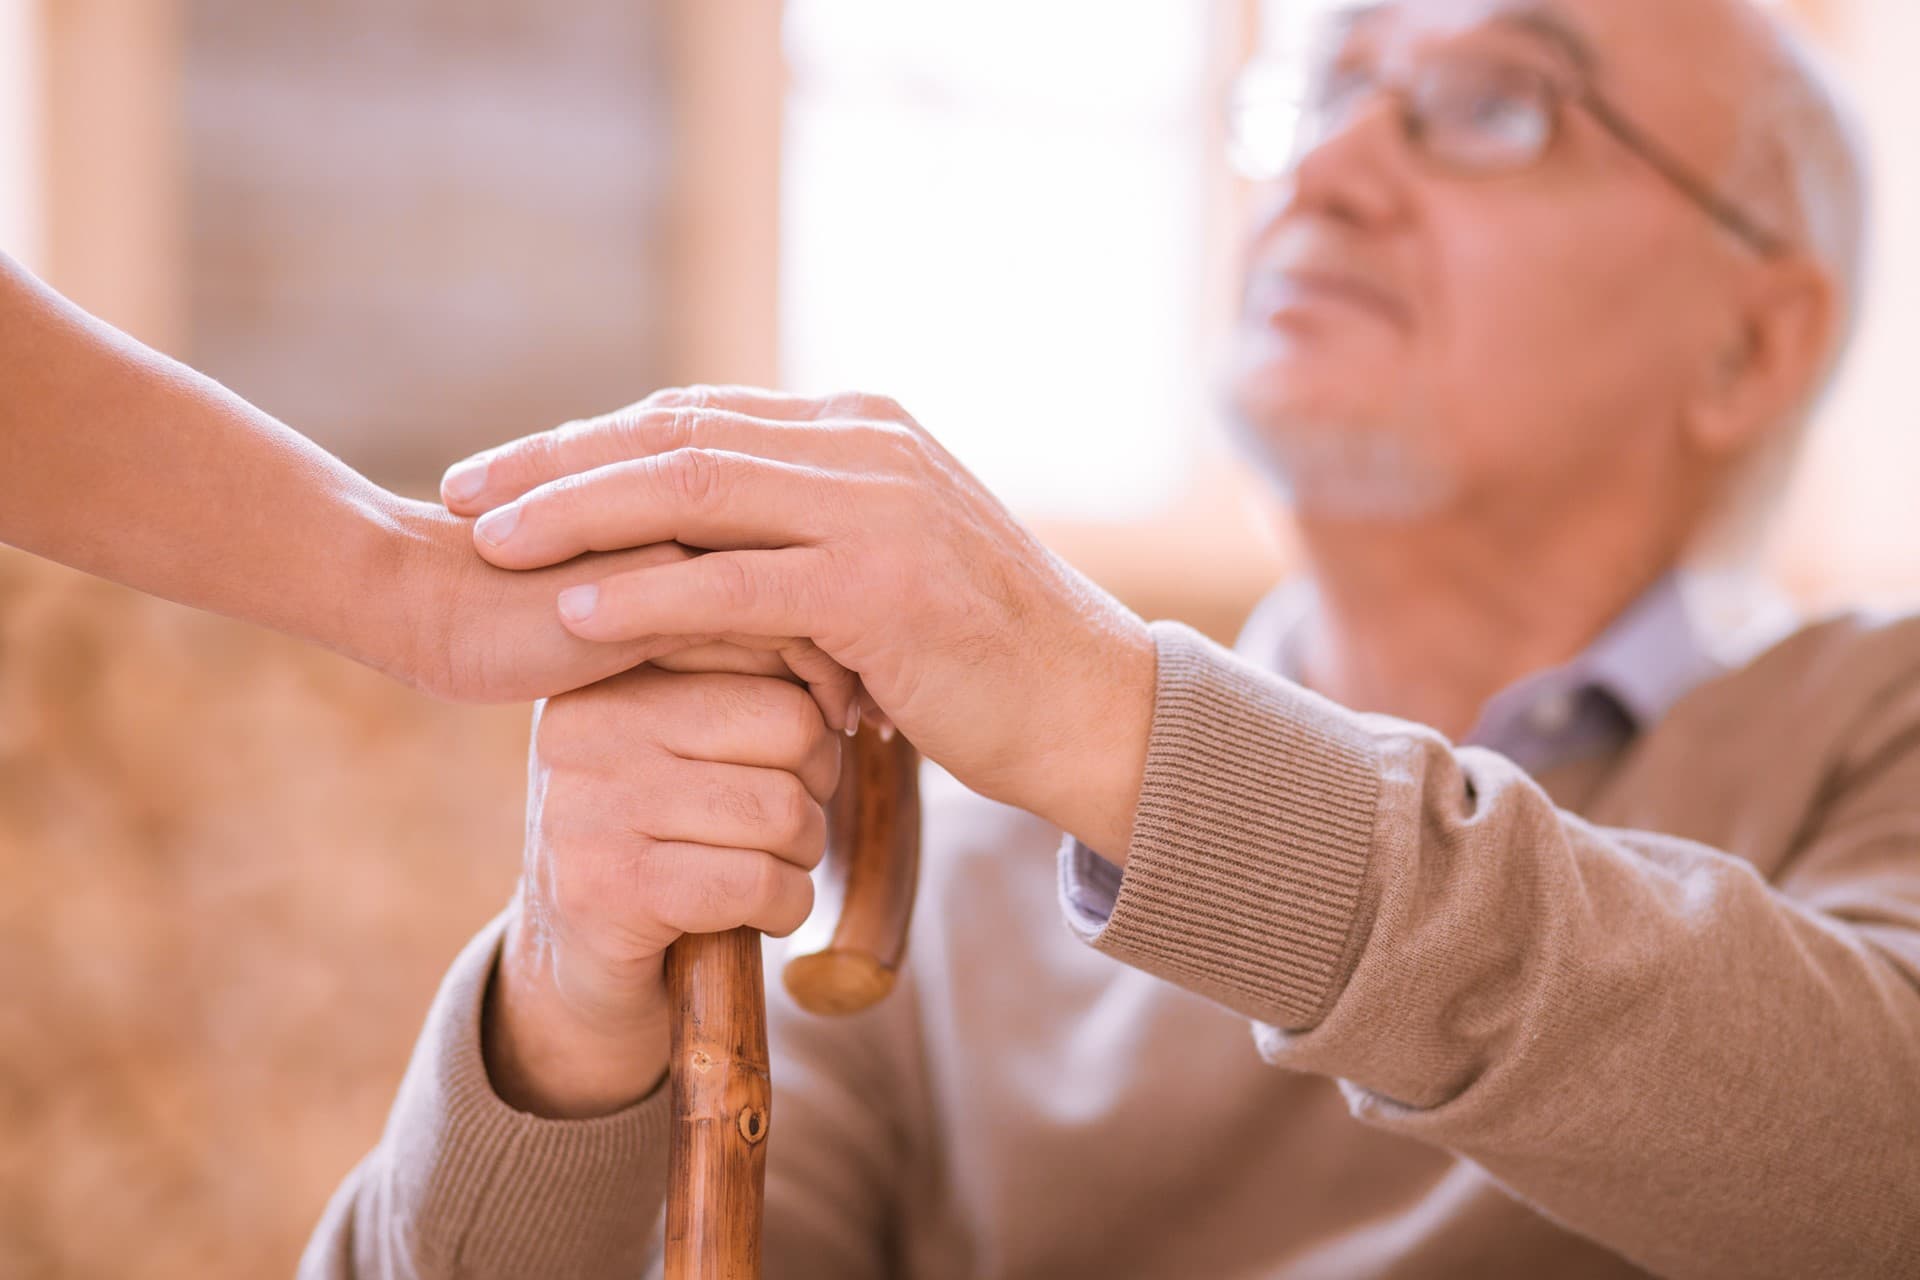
[1689, 10, 1873, 570]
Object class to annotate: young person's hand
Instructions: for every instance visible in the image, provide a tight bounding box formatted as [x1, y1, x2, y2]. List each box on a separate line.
[392, 506, 861, 726]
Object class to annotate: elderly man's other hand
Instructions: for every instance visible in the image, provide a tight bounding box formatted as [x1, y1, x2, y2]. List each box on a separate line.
[438, 387, 1156, 862]
[483, 664, 843, 1118]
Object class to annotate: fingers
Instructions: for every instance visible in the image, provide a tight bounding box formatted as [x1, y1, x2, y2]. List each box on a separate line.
[658, 673, 844, 803]
[510, 656, 852, 1091]
[642, 385, 852, 422]
[645, 843, 817, 938]
[638, 759, 830, 869]
[551, 839, 818, 942]
[554, 549, 828, 648]
[646, 639, 793, 680]
[762, 637, 862, 735]
[470, 450, 840, 571]
[439, 382, 922, 516]
[530, 668, 844, 948]
[651, 636, 861, 735]
[543, 667, 842, 802]
[443, 403, 835, 517]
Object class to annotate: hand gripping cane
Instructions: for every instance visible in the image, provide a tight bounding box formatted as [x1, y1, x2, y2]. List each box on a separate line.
[662, 722, 922, 1278]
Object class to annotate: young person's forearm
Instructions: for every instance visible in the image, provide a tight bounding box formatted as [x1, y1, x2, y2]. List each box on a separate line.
[0, 252, 435, 675]
[0, 256, 864, 711]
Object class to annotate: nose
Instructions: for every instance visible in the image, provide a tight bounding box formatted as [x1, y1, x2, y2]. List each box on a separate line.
[1252, 95, 1412, 246]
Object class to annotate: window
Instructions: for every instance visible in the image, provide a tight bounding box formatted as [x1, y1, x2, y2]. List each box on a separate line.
[780, 0, 1224, 520]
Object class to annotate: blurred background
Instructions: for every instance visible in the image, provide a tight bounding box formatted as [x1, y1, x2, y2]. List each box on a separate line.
[0, 0, 1912, 1273]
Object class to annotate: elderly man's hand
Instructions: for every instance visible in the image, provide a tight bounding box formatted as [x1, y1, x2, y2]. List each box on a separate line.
[484, 664, 843, 1118]
[439, 387, 1156, 860]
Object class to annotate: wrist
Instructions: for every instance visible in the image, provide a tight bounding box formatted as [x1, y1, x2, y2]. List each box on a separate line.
[1023, 606, 1158, 865]
[365, 498, 479, 699]
[483, 908, 671, 1119]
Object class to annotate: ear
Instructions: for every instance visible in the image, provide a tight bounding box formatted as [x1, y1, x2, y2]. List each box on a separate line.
[1682, 255, 1837, 460]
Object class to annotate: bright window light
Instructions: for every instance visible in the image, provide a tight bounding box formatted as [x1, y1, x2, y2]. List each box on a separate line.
[780, 0, 1216, 519]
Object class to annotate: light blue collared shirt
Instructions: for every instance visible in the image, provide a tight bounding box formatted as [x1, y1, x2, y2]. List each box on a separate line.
[1064, 574, 1738, 928]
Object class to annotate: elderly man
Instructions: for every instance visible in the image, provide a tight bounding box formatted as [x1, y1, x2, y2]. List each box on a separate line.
[310, 0, 1918, 1276]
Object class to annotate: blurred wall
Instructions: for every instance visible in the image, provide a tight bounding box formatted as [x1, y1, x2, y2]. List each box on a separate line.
[0, 549, 533, 1276]
[19, 0, 786, 490]
[1771, 0, 1920, 607]
[182, 0, 671, 486]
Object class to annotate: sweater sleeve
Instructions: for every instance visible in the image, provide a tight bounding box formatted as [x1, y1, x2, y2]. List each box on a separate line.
[300, 916, 917, 1280]
[297, 914, 674, 1279]
[1068, 621, 1920, 1280]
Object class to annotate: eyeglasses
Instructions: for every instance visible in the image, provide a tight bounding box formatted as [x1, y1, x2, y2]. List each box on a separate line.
[1228, 52, 1788, 258]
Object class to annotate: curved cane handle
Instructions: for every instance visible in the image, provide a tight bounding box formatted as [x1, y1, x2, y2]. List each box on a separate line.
[782, 724, 922, 1016]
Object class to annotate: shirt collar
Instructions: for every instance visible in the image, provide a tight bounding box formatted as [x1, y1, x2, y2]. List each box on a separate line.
[1235, 569, 1788, 738]
[1562, 573, 1724, 729]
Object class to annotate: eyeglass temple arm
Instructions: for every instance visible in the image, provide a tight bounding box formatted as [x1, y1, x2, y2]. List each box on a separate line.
[1575, 89, 1788, 256]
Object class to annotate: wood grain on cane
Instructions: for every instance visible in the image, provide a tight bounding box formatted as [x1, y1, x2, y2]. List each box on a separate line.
[783, 726, 922, 1017]
[662, 722, 922, 1279]
[665, 928, 772, 1280]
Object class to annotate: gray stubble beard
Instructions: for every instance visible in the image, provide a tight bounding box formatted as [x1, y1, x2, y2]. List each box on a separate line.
[1227, 408, 1461, 523]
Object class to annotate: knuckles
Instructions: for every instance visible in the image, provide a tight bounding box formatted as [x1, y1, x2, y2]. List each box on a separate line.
[765, 771, 825, 858]
[612, 403, 698, 457]
[645, 384, 717, 412]
[705, 552, 766, 614]
[530, 690, 622, 765]
[539, 830, 618, 928]
[706, 779, 766, 827]
[701, 676, 828, 767]
[655, 446, 726, 509]
[823, 389, 907, 424]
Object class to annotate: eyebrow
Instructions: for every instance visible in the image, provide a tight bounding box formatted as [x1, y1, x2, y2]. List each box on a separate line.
[1318, 2, 1601, 77]
[1490, 7, 1601, 76]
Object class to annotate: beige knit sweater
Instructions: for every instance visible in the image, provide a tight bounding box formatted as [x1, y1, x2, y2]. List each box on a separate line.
[304, 615, 1920, 1279]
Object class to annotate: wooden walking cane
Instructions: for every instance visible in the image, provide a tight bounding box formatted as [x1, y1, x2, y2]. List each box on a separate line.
[663, 722, 922, 1278]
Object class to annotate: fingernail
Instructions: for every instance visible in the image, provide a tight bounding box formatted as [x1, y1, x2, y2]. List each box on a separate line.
[878, 721, 896, 744]
[442, 456, 489, 503]
[844, 703, 862, 738]
[475, 504, 521, 546]
[557, 584, 599, 624]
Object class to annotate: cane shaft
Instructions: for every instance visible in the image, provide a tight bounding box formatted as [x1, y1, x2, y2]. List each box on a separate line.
[663, 723, 920, 1279]
[664, 927, 770, 1280]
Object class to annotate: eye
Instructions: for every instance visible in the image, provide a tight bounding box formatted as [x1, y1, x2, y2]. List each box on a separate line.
[1416, 61, 1555, 166]
[1464, 87, 1548, 147]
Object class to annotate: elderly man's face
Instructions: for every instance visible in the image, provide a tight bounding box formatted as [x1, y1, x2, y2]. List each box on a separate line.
[1229, 0, 1776, 522]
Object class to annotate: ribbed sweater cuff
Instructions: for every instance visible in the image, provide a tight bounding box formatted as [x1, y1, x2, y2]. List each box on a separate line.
[386, 914, 673, 1275]
[1073, 621, 1381, 1029]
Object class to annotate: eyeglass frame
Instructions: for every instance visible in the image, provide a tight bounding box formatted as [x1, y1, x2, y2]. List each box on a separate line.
[1231, 51, 1790, 259]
